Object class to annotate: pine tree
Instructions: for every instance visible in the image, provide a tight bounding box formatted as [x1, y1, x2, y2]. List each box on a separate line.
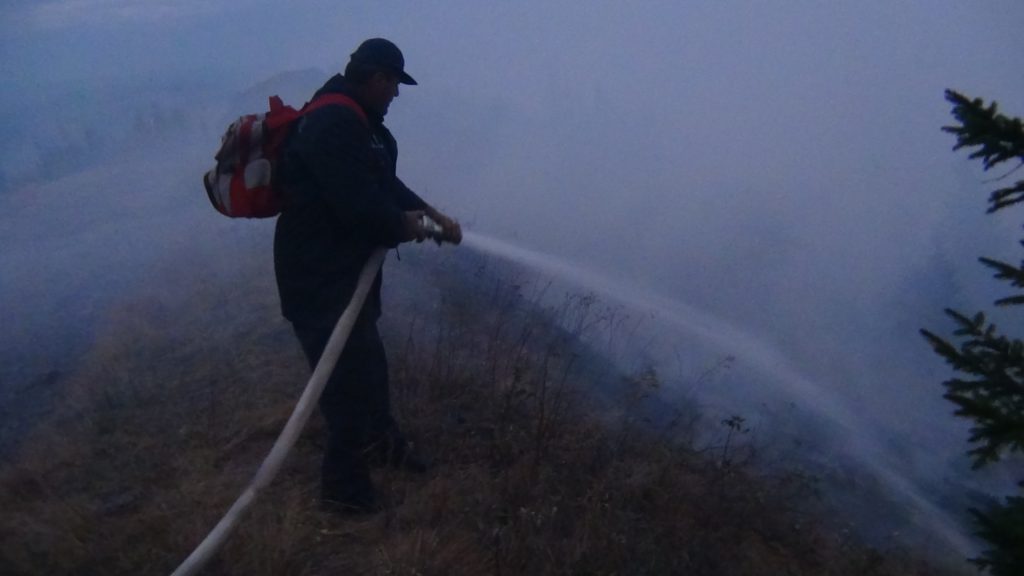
[921, 90, 1024, 575]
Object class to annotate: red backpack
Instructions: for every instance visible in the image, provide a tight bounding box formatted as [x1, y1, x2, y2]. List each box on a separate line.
[203, 93, 367, 218]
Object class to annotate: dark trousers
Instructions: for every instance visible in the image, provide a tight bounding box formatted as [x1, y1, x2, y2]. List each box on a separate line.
[293, 314, 398, 499]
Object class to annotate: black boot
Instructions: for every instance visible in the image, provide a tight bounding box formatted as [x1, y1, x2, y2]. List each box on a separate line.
[321, 428, 381, 515]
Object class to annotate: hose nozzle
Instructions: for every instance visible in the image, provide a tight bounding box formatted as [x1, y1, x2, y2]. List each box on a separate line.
[419, 214, 445, 242]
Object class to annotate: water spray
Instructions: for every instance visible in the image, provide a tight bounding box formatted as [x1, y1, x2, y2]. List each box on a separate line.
[460, 230, 974, 555]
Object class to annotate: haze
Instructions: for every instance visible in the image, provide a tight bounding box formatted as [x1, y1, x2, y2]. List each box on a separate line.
[3, 0, 1023, 558]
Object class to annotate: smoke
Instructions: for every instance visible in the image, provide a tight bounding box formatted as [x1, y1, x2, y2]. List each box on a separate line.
[3, 0, 1024, 558]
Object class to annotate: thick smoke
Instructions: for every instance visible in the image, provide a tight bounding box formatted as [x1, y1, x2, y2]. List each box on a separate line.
[3, 0, 1024, 559]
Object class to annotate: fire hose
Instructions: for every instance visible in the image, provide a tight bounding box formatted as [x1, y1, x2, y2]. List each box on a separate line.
[170, 247, 387, 576]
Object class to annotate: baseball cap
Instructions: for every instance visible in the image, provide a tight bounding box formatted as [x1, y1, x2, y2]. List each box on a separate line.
[349, 38, 418, 85]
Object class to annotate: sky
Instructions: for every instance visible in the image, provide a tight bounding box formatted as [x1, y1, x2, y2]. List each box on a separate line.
[2, 0, 1024, 556]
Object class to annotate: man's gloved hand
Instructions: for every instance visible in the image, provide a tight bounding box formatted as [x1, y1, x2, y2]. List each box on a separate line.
[401, 210, 428, 243]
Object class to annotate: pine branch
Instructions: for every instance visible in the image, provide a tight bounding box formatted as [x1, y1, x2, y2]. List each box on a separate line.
[943, 90, 1024, 215]
[983, 161, 1024, 184]
[931, 89, 1024, 576]
[979, 257, 1024, 307]
[920, 328, 961, 361]
[988, 180, 1024, 213]
[923, 308, 1024, 467]
[969, 496, 1024, 576]
[995, 295, 1024, 307]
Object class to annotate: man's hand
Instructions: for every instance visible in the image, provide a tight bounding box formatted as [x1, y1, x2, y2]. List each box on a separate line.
[401, 210, 427, 243]
[427, 209, 462, 245]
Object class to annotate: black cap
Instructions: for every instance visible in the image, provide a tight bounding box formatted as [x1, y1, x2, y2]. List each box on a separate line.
[349, 38, 417, 85]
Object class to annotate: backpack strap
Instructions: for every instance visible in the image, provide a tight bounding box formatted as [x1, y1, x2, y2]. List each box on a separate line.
[302, 93, 368, 126]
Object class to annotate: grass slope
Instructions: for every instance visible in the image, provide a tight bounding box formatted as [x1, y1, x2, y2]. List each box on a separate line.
[0, 239, 967, 575]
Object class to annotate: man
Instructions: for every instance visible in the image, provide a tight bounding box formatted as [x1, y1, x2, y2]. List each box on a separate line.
[274, 38, 461, 513]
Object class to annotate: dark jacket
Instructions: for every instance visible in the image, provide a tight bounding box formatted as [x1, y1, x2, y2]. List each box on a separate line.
[274, 74, 427, 328]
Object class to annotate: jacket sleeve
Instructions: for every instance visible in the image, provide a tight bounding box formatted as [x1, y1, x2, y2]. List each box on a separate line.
[288, 107, 406, 247]
[393, 176, 428, 211]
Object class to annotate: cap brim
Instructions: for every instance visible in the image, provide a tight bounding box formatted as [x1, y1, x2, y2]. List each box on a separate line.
[399, 71, 417, 85]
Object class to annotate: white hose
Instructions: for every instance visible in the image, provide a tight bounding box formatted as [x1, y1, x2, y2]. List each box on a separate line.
[170, 248, 388, 576]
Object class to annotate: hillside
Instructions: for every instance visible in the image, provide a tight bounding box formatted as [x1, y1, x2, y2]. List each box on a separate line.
[0, 231, 970, 575]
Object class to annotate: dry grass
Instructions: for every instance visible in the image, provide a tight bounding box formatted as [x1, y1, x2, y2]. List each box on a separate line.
[0, 248, 969, 575]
